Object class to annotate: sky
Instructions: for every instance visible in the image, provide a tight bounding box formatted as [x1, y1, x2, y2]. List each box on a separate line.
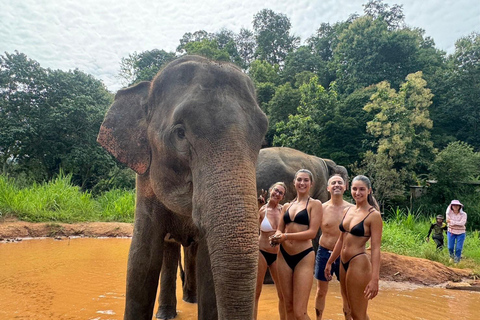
[1, 0, 479, 92]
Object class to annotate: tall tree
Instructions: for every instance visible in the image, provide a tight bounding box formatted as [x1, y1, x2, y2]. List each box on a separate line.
[359, 72, 435, 203]
[272, 76, 338, 157]
[363, 0, 405, 30]
[430, 32, 480, 150]
[235, 28, 256, 69]
[333, 15, 444, 94]
[119, 49, 176, 86]
[252, 9, 300, 66]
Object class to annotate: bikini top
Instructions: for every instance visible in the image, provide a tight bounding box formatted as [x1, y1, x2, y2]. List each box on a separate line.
[283, 198, 310, 226]
[260, 206, 276, 232]
[339, 207, 375, 237]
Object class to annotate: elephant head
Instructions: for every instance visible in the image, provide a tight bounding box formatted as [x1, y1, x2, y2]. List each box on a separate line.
[98, 55, 268, 319]
[256, 147, 348, 203]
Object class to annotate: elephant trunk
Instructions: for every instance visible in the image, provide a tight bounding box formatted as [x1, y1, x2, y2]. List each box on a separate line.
[192, 141, 259, 319]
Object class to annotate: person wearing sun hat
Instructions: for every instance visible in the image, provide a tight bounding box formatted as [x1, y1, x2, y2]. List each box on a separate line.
[445, 200, 467, 263]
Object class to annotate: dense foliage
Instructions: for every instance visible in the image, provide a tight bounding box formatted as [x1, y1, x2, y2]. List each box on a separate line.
[1, 0, 479, 227]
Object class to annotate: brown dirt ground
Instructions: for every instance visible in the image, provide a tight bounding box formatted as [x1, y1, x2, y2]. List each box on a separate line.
[0, 217, 476, 288]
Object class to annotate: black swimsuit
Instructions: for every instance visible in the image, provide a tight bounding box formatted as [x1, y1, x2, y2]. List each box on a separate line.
[260, 250, 277, 266]
[339, 207, 375, 271]
[280, 198, 314, 270]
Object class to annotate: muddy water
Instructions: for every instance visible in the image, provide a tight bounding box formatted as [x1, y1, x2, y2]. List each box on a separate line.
[0, 238, 478, 320]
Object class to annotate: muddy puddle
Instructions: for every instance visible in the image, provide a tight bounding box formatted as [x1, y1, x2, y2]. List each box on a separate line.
[0, 238, 478, 319]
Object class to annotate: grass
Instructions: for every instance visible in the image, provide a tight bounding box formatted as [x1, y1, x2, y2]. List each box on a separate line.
[0, 174, 135, 223]
[382, 207, 480, 275]
[1, 174, 479, 274]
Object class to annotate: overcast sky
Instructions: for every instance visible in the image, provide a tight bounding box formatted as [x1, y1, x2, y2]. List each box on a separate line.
[1, 0, 479, 92]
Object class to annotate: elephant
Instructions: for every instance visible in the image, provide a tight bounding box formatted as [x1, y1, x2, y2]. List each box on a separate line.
[97, 55, 268, 320]
[153, 146, 349, 317]
[256, 147, 349, 203]
[156, 215, 198, 320]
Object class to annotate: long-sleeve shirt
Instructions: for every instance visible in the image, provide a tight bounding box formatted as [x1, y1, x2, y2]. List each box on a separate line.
[446, 208, 467, 235]
[427, 223, 447, 238]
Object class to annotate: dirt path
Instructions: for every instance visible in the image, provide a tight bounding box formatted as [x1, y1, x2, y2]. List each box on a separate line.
[0, 218, 475, 286]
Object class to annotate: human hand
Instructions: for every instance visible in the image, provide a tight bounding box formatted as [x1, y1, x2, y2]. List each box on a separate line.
[364, 279, 379, 300]
[269, 233, 285, 246]
[324, 263, 333, 281]
[258, 189, 268, 206]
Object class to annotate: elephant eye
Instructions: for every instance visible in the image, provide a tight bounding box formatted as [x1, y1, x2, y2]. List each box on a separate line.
[176, 128, 186, 139]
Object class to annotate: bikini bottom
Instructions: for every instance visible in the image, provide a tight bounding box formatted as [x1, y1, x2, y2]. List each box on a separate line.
[280, 245, 314, 271]
[341, 252, 367, 272]
[260, 250, 277, 266]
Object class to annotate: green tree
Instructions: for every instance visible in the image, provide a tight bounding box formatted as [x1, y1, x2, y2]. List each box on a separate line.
[429, 141, 480, 202]
[0, 51, 48, 175]
[281, 46, 326, 86]
[0, 52, 116, 189]
[182, 39, 231, 61]
[360, 72, 435, 204]
[272, 76, 337, 157]
[119, 49, 176, 86]
[252, 9, 300, 66]
[430, 32, 480, 150]
[363, 0, 405, 30]
[334, 15, 444, 94]
[248, 60, 280, 112]
[235, 28, 256, 69]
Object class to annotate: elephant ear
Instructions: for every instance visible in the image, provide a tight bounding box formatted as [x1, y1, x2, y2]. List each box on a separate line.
[97, 81, 151, 175]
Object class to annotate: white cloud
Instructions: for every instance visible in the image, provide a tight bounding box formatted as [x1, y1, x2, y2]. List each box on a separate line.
[1, 0, 479, 92]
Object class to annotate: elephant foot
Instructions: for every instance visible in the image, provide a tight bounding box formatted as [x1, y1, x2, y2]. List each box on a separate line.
[182, 292, 197, 304]
[156, 306, 177, 320]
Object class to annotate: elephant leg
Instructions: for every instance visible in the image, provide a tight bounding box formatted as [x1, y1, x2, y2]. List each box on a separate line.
[182, 242, 198, 303]
[196, 237, 218, 320]
[156, 241, 180, 319]
[124, 201, 165, 320]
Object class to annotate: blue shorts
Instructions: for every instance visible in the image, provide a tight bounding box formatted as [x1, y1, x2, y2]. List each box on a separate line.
[314, 245, 340, 281]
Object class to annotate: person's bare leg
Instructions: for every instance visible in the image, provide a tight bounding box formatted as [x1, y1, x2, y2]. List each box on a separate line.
[315, 280, 329, 319]
[277, 251, 295, 319]
[345, 255, 371, 320]
[254, 252, 268, 320]
[292, 252, 315, 320]
[270, 261, 286, 320]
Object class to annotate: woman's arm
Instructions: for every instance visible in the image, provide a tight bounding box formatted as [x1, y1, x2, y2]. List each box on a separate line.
[364, 211, 383, 300]
[258, 205, 266, 226]
[271, 200, 323, 243]
[269, 203, 287, 245]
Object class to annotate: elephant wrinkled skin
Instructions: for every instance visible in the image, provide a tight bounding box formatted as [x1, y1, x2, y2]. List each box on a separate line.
[256, 147, 349, 203]
[97, 56, 268, 320]
[154, 147, 349, 317]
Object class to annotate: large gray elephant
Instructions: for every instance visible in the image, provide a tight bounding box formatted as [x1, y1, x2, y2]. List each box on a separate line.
[154, 146, 349, 318]
[97, 55, 268, 320]
[256, 147, 349, 203]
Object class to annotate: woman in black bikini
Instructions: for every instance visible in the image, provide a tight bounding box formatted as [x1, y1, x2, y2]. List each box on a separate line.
[255, 182, 287, 320]
[324, 175, 382, 320]
[270, 169, 322, 320]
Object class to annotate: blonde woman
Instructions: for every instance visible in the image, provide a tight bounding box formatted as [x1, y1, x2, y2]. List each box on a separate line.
[255, 182, 287, 319]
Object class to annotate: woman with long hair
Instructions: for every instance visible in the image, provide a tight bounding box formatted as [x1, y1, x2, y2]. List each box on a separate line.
[324, 175, 382, 320]
[270, 169, 322, 320]
[255, 182, 287, 319]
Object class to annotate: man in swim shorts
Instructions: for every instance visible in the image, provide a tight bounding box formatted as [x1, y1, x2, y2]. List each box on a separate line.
[314, 174, 353, 320]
